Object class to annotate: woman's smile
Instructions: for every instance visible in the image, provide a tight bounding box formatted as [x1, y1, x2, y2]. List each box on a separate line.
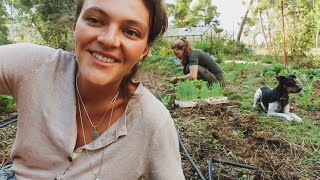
[92, 52, 117, 63]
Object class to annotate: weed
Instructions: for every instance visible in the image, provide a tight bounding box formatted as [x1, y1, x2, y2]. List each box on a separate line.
[161, 94, 171, 108]
[261, 63, 285, 77]
[195, 121, 208, 132]
[0, 95, 16, 113]
[231, 130, 245, 139]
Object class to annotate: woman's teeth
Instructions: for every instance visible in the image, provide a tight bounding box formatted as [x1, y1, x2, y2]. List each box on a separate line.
[92, 53, 116, 63]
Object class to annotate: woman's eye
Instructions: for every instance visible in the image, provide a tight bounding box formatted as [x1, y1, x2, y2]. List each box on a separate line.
[86, 17, 100, 24]
[125, 29, 139, 37]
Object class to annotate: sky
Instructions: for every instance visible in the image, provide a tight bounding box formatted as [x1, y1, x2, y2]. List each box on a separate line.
[165, 0, 246, 33]
[213, 0, 246, 33]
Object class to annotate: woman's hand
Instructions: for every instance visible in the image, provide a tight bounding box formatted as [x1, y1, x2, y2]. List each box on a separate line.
[169, 77, 178, 84]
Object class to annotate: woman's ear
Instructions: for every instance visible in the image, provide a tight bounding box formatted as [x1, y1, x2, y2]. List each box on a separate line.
[72, 23, 76, 33]
[140, 44, 150, 60]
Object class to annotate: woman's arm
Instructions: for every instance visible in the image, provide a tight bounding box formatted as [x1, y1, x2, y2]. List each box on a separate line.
[170, 65, 198, 84]
[0, 43, 57, 95]
[146, 113, 185, 179]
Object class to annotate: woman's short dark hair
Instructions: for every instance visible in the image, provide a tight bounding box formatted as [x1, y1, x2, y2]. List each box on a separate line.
[74, 0, 168, 97]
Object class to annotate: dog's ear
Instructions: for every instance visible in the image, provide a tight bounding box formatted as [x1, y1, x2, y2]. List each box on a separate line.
[277, 76, 286, 84]
[289, 75, 296, 79]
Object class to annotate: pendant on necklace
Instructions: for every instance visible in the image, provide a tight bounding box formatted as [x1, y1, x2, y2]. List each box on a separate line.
[95, 177, 100, 180]
[91, 128, 100, 140]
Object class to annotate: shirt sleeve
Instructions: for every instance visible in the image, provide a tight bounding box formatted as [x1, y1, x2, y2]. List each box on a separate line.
[147, 112, 185, 180]
[188, 51, 199, 66]
[0, 43, 56, 96]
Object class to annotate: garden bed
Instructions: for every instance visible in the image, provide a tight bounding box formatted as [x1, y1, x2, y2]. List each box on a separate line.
[136, 62, 320, 179]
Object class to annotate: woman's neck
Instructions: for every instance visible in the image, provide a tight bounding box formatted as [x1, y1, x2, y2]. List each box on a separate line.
[76, 76, 121, 104]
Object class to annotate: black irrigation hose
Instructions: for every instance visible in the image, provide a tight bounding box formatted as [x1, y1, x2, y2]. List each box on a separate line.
[208, 158, 257, 180]
[208, 158, 213, 180]
[211, 157, 257, 170]
[175, 125, 206, 180]
[0, 113, 18, 128]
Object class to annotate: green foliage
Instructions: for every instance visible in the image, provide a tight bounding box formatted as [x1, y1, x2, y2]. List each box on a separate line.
[145, 55, 182, 73]
[151, 39, 172, 56]
[176, 80, 197, 101]
[0, 95, 16, 112]
[6, 0, 75, 49]
[192, 37, 253, 63]
[193, 41, 212, 53]
[261, 64, 285, 77]
[161, 94, 172, 108]
[252, 55, 274, 64]
[172, 0, 219, 27]
[295, 71, 319, 110]
[285, 3, 315, 66]
[189, 0, 219, 27]
[0, 0, 11, 45]
[174, 0, 193, 27]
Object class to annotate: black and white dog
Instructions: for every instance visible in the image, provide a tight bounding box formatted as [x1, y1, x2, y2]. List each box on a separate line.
[253, 75, 302, 122]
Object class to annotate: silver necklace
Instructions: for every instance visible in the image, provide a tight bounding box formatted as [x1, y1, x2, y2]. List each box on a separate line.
[77, 86, 118, 180]
[76, 74, 119, 140]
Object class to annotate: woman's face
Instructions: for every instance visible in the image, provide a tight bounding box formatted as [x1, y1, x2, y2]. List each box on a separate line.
[173, 48, 184, 60]
[73, 0, 150, 87]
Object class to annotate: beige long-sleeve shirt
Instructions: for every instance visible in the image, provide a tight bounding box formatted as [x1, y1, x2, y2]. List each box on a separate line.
[0, 43, 185, 180]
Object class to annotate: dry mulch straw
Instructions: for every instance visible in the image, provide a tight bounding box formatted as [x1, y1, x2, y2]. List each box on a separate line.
[170, 101, 315, 179]
[0, 114, 17, 168]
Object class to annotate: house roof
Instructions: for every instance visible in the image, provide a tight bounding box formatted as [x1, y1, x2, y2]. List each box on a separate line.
[163, 26, 212, 37]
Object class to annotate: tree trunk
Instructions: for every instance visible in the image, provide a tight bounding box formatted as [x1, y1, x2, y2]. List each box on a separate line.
[236, 0, 254, 41]
[281, 0, 288, 68]
[266, 11, 273, 53]
[259, 10, 268, 49]
[252, 29, 260, 51]
[316, 31, 319, 50]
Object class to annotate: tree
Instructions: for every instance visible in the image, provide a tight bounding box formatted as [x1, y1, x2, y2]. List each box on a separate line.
[0, 0, 11, 45]
[173, 0, 192, 27]
[172, 0, 219, 29]
[243, 0, 317, 67]
[237, 0, 254, 41]
[190, 0, 220, 28]
[8, 0, 75, 49]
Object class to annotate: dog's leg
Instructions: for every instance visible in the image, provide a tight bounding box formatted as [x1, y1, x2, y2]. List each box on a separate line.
[267, 102, 294, 121]
[253, 89, 262, 108]
[283, 104, 302, 122]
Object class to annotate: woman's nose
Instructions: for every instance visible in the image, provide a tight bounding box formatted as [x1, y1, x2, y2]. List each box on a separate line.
[97, 27, 121, 48]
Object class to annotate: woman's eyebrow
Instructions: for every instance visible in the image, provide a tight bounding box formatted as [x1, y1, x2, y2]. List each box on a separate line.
[83, 6, 107, 16]
[82, 6, 149, 32]
[125, 19, 149, 33]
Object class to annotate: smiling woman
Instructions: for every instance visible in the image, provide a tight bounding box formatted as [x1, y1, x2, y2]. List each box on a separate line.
[0, 0, 185, 179]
